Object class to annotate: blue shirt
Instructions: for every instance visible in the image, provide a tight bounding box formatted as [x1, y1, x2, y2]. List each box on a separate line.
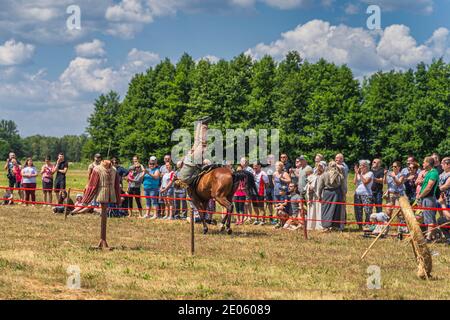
[387, 172, 405, 194]
[143, 168, 160, 189]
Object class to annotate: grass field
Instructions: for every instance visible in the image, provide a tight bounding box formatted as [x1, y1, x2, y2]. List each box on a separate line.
[0, 164, 449, 300]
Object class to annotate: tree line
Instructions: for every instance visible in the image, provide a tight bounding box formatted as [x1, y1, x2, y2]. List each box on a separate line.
[0, 119, 88, 162]
[1, 51, 449, 164]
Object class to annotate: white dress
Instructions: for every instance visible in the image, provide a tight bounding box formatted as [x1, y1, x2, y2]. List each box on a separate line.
[306, 174, 323, 230]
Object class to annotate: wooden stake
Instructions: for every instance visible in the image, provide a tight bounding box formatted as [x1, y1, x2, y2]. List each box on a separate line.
[65, 188, 72, 221]
[190, 207, 195, 256]
[361, 209, 401, 260]
[302, 205, 308, 240]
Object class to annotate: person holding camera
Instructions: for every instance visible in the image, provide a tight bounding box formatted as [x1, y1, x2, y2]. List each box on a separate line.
[53, 153, 69, 203]
[127, 156, 144, 217]
[383, 161, 405, 218]
[353, 160, 374, 230]
[4, 152, 20, 190]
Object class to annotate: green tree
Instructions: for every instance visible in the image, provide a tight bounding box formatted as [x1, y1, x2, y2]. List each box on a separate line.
[85, 91, 121, 158]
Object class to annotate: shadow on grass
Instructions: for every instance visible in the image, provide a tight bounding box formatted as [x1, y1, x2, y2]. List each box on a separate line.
[203, 229, 270, 237]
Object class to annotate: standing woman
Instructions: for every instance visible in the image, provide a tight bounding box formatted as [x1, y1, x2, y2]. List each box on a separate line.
[384, 161, 405, 217]
[127, 156, 144, 217]
[21, 158, 38, 206]
[272, 161, 291, 204]
[160, 162, 175, 220]
[353, 160, 374, 230]
[307, 162, 325, 230]
[233, 165, 247, 225]
[143, 157, 160, 219]
[318, 161, 344, 232]
[404, 161, 420, 204]
[11, 158, 24, 202]
[40, 156, 55, 207]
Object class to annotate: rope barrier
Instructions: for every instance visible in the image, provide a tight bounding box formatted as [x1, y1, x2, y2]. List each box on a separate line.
[1, 185, 447, 212]
[2, 195, 449, 230]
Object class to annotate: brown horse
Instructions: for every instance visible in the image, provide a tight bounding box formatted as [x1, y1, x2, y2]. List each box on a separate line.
[188, 166, 258, 235]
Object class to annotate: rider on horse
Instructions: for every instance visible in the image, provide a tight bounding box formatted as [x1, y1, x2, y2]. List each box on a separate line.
[178, 116, 211, 186]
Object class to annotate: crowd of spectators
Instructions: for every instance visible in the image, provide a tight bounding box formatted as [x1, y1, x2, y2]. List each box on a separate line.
[3, 150, 450, 245]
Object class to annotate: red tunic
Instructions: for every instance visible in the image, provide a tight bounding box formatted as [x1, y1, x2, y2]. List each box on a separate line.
[81, 165, 121, 205]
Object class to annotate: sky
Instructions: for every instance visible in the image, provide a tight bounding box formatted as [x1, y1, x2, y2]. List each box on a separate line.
[0, 0, 449, 137]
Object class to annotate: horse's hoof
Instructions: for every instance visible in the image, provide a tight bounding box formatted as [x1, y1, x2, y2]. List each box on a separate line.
[203, 228, 208, 234]
[219, 224, 225, 232]
[226, 228, 233, 235]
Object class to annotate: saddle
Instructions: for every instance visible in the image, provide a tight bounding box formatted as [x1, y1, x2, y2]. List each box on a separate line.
[174, 164, 222, 191]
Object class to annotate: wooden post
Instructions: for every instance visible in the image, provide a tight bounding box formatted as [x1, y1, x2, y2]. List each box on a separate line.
[98, 203, 109, 249]
[302, 203, 308, 240]
[190, 207, 195, 255]
[361, 209, 400, 260]
[65, 188, 72, 220]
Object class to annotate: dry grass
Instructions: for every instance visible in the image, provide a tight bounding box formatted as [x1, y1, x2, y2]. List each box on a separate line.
[0, 167, 449, 300]
[0, 205, 449, 300]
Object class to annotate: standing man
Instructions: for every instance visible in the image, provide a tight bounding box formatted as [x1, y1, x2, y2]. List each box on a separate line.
[4, 152, 18, 191]
[88, 154, 102, 179]
[417, 157, 440, 242]
[160, 154, 173, 175]
[111, 157, 128, 188]
[263, 154, 276, 224]
[280, 154, 292, 173]
[252, 161, 269, 225]
[313, 154, 324, 173]
[335, 153, 349, 231]
[294, 156, 313, 200]
[53, 153, 69, 204]
[371, 158, 384, 213]
[431, 153, 443, 175]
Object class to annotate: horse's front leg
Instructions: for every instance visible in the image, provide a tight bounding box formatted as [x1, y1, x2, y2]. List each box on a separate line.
[198, 203, 208, 234]
[226, 203, 233, 235]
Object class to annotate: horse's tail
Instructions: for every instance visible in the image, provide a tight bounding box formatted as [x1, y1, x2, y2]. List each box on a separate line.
[232, 170, 258, 197]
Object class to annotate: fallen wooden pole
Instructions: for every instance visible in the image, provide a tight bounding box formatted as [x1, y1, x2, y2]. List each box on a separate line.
[398, 196, 432, 279]
[361, 209, 400, 260]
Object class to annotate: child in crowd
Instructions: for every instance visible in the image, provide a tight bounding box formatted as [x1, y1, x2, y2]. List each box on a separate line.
[234, 165, 246, 225]
[53, 191, 74, 215]
[160, 162, 175, 219]
[2, 189, 14, 205]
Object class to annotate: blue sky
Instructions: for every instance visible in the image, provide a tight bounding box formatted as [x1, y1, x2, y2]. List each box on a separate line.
[0, 0, 449, 136]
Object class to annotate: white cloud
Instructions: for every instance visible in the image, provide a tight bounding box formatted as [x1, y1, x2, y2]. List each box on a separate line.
[0, 0, 439, 42]
[59, 57, 119, 93]
[359, 0, 434, 14]
[246, 20, 450, 76]
[263, 0, 309, 9]
[105, 0, 153, 23]
[75, 39, 106, 58]
[0, 39, 35, 66]
[0, 48, 161, 136]
[123, 48, 161, 73]
[344, 3, 359, 15]
[196, 55, 221, 63]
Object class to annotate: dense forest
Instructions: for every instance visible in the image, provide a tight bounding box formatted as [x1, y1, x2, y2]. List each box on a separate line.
[1, 51, 449, 164]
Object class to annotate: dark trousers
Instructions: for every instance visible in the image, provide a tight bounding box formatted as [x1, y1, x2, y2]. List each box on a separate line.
[128, 187, 142, 211]
[234, 196, 246, 214]
[372, 190, 383, 213]
[22, 183, 36, 204]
